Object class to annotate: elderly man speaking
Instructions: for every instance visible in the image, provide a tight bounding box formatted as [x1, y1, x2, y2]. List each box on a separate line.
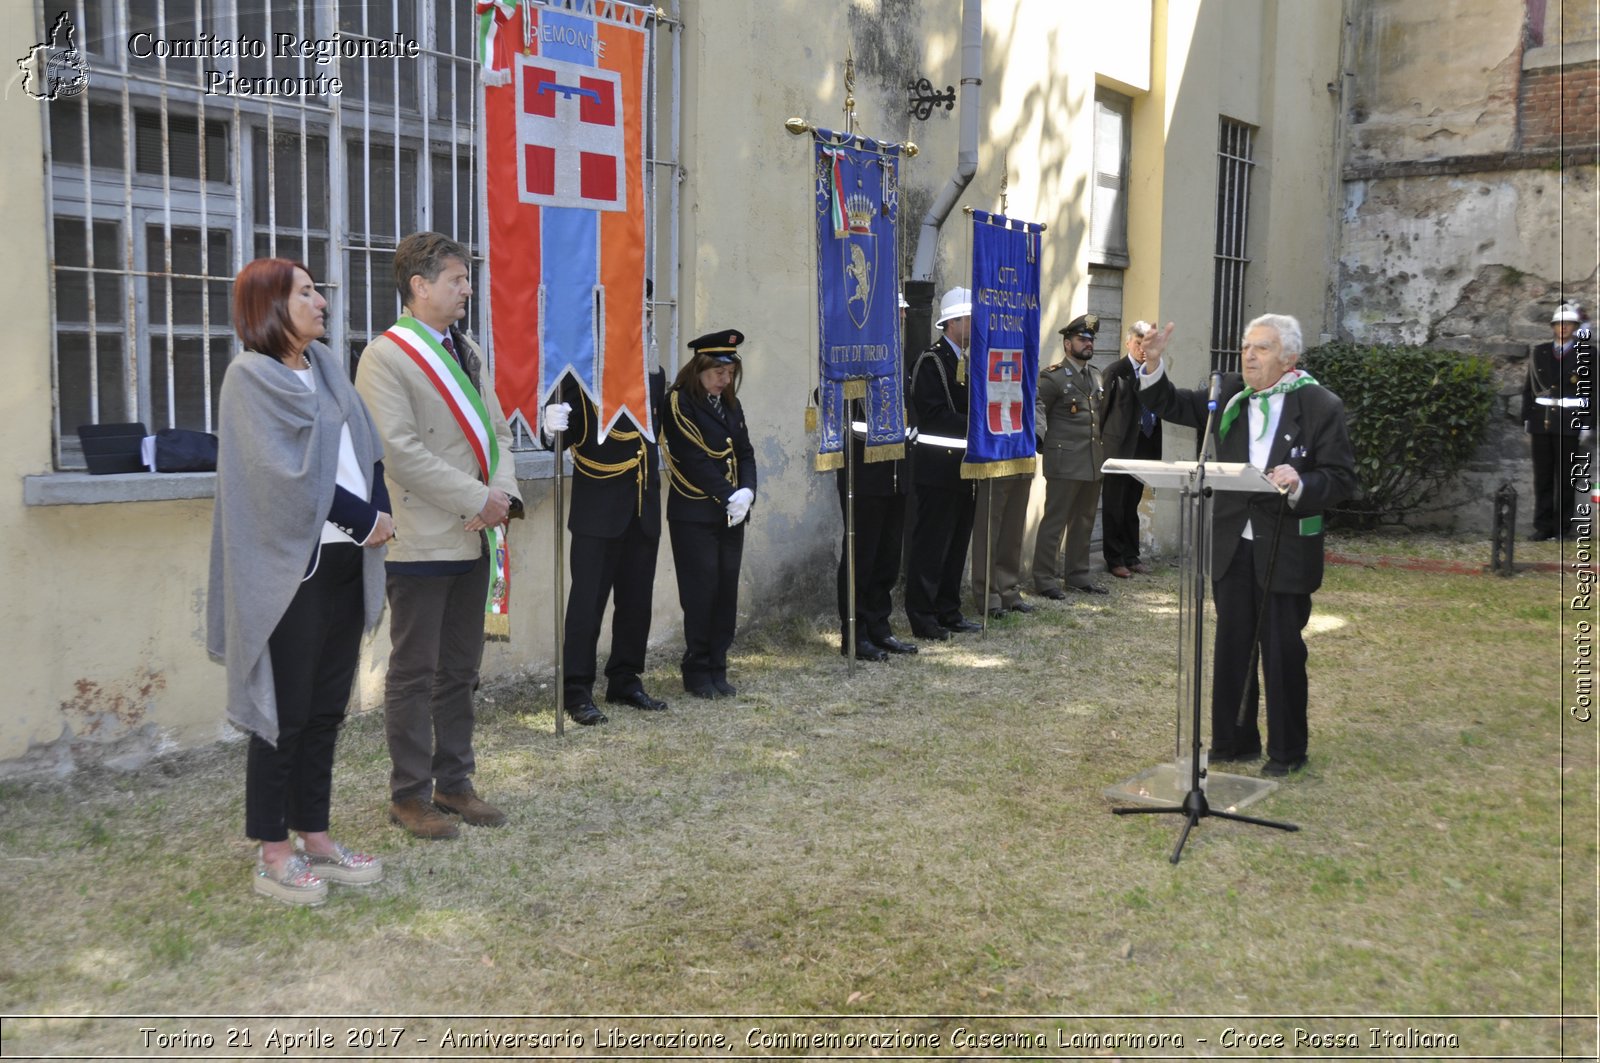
[1137, 315, 1356, 778]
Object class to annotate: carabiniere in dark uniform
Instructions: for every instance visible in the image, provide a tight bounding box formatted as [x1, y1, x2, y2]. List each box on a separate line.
[662, 329, 758, 699]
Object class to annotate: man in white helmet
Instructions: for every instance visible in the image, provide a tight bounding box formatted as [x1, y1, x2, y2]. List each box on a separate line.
[1522, 300, 1593, 541]
[904, 287, 982, 640]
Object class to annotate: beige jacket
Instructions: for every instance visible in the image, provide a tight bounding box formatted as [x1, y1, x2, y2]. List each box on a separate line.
[355, 329, 520, 563]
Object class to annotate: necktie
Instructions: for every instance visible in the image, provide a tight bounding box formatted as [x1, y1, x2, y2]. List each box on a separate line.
[441, 332, 456, 359]
[1140, 408, 1156, 437]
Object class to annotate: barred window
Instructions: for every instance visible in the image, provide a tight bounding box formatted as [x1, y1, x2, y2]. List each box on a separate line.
[1210, 117, 1255, 374]
[42, 0, 682, 469]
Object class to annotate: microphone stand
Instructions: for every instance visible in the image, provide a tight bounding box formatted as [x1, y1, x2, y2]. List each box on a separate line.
[1113, 371, 1298, 862]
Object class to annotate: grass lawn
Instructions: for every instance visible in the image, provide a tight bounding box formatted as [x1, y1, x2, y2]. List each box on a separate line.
[0, 531, 1593, 1058]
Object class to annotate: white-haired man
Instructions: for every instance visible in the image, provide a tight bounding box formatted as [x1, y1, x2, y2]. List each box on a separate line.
[1138, 315, 1356, 777]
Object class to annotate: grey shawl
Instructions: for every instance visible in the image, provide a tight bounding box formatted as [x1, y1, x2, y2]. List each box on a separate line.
[206, 341, 387, 745]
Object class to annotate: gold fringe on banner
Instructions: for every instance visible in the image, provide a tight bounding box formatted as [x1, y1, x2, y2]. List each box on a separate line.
[960, 456, 1038, 480]
[484, 613, 510, 642]
[804, 406, 818, 432]
[815, 450, 846, 472]
[842, 379, 868, 400]
[862, 443, 906, 463]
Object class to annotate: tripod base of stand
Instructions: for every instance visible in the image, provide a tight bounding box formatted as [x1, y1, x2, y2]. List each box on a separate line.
[1108, 761, 1299, 863]
[1103, 760, 1280, 813]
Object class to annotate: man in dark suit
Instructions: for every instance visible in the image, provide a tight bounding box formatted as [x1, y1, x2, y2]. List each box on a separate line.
[1521, 301, 1592, 541]
[904, 287, 982, 641]
[1100, 320, 1163, 577]
[544, 366, 669, 725]
[836, 400, 917, 661]
[1138, 313, 1356, 777]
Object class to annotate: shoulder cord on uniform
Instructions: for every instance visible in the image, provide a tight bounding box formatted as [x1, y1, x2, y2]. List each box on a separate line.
[570, 403, 649, 515]
[911, 348, 957, 428]
[663, 390, 736, 500]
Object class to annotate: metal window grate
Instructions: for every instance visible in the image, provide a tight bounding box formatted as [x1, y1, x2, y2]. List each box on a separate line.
[42, 0, 681, 468]
[1210, 117, 1255, 374]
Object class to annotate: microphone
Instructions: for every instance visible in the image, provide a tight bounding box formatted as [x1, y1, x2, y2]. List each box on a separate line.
[1206, 371, 1223, 411]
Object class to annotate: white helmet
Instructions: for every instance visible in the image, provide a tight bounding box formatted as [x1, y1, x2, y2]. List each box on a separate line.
[936, 287, 972, 327]
[1553, 301, 1584, 324]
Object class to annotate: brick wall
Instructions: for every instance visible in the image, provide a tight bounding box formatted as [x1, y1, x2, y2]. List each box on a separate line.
[1520, 60, 1599, 150]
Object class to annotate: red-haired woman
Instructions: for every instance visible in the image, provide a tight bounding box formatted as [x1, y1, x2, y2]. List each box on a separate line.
[208, 259, 394, 906]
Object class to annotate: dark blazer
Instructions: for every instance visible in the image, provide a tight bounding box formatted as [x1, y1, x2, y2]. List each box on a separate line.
[1140, 371, 1357, 595]
[1522, 340, 1593, 435]
[554, 369, 664, 539]
[907, 336, 969, 485]
[1101, 355, 1163, 461]
[662, 384, 757, 523]
[1035, 356, 1105, 481]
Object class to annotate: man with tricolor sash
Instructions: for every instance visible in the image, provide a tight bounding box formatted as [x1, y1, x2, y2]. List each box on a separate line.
[1137, 314, 1356, 779]
[356, 232, 523, 839]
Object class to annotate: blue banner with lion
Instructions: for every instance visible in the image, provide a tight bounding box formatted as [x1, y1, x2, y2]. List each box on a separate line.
[813, 129, 905, 470]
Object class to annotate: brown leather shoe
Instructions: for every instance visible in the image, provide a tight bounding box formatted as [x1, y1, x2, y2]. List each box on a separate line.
[1129, 561, 1151, 574]
[1110, 565, 1133, 579]
[433, 787, 508, 827]
[389, 797, 459, 840]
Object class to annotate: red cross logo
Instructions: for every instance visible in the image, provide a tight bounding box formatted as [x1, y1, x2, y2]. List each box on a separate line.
[515, 54, 626, 211]
[987, 348, 1024, 435]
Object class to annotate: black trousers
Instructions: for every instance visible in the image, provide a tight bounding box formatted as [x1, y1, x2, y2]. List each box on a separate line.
[1530, 430, 1585, 537]
[1101, 472, 1146, 568]
[836, 481, 906, 644]
[905, 479, 977, 631]
[246, 542, 364, 842]
[1210, 536, 1313, 763]
[563, 515, 660, 707]
[669, 518, 744, 687]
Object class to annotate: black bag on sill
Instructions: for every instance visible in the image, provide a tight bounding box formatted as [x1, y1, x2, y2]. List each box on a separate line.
[153, 428, 219, 472]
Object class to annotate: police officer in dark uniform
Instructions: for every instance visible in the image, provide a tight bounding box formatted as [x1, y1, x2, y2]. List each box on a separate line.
[1523, 301, 1593, 541]
[663, 329, 757, 699]
[904, 287, 982, 641]
[1032, 313, 1108, 597]
[544, 363, 669, 726]
[836, 398, 917, 661]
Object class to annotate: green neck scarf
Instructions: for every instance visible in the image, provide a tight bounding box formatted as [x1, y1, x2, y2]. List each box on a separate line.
[1218, 371, 1318, 440]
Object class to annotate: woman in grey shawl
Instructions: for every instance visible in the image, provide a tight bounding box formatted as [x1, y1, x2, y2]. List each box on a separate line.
[208, 259, 394, 906]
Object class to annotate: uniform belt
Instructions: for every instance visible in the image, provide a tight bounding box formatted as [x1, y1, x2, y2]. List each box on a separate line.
[914, 430, 965, 449]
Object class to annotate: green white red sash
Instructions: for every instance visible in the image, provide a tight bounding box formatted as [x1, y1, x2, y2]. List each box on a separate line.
[383, 317, 512, 631]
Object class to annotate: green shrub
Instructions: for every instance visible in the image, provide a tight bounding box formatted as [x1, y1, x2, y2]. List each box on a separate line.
[1300, 342, 1495, 528]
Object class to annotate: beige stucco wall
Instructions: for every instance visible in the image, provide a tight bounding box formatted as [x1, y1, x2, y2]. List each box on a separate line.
[0, 0, 1349, 773]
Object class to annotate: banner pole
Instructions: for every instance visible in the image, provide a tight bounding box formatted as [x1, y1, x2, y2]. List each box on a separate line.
[846, 408, 857, 674]
[981, 480, 993, 636]
[553, 427, 566, 736]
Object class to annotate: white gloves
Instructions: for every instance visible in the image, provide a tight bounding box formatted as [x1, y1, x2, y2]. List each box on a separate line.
[544, 402, 572, 433]
[726, 487, 754, 524]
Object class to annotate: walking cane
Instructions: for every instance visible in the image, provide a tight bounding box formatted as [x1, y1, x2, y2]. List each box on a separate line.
[552, 425, 566, 736]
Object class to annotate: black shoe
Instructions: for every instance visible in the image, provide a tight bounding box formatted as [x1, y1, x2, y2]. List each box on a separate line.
[1261, 756, 1307, 777]
[1209, 746, 1262, 764]
[1038, 587, 1068, 601]
[1529, 531, 1556, 542]
[874, 635, 919, 655]
[685, 683, 718, 700]
[943, 618, 983, 633]
[712, 678, 737, 697]
[566, 700, 608, 726]
[842, 638, 889, 662]
[1069, 583, 1109, 595]
[909, 624, 950, 641]
[606, 689, 669, 712]
[1009, 600, 1036, 614]
[987, 608, 1007, 620]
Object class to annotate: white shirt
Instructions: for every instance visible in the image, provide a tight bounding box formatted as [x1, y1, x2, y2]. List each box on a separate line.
[295, 366, 371, 546]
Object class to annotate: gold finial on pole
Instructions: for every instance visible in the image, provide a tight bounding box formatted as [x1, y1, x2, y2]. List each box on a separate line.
[903, 141, 919, 157]
[785, 117, 812, 136]
[844, 52, 857, 135]
[1000, 153, 1009, 215]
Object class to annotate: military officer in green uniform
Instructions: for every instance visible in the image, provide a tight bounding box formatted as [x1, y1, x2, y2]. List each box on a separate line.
[1032, 313, 1109, 597]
